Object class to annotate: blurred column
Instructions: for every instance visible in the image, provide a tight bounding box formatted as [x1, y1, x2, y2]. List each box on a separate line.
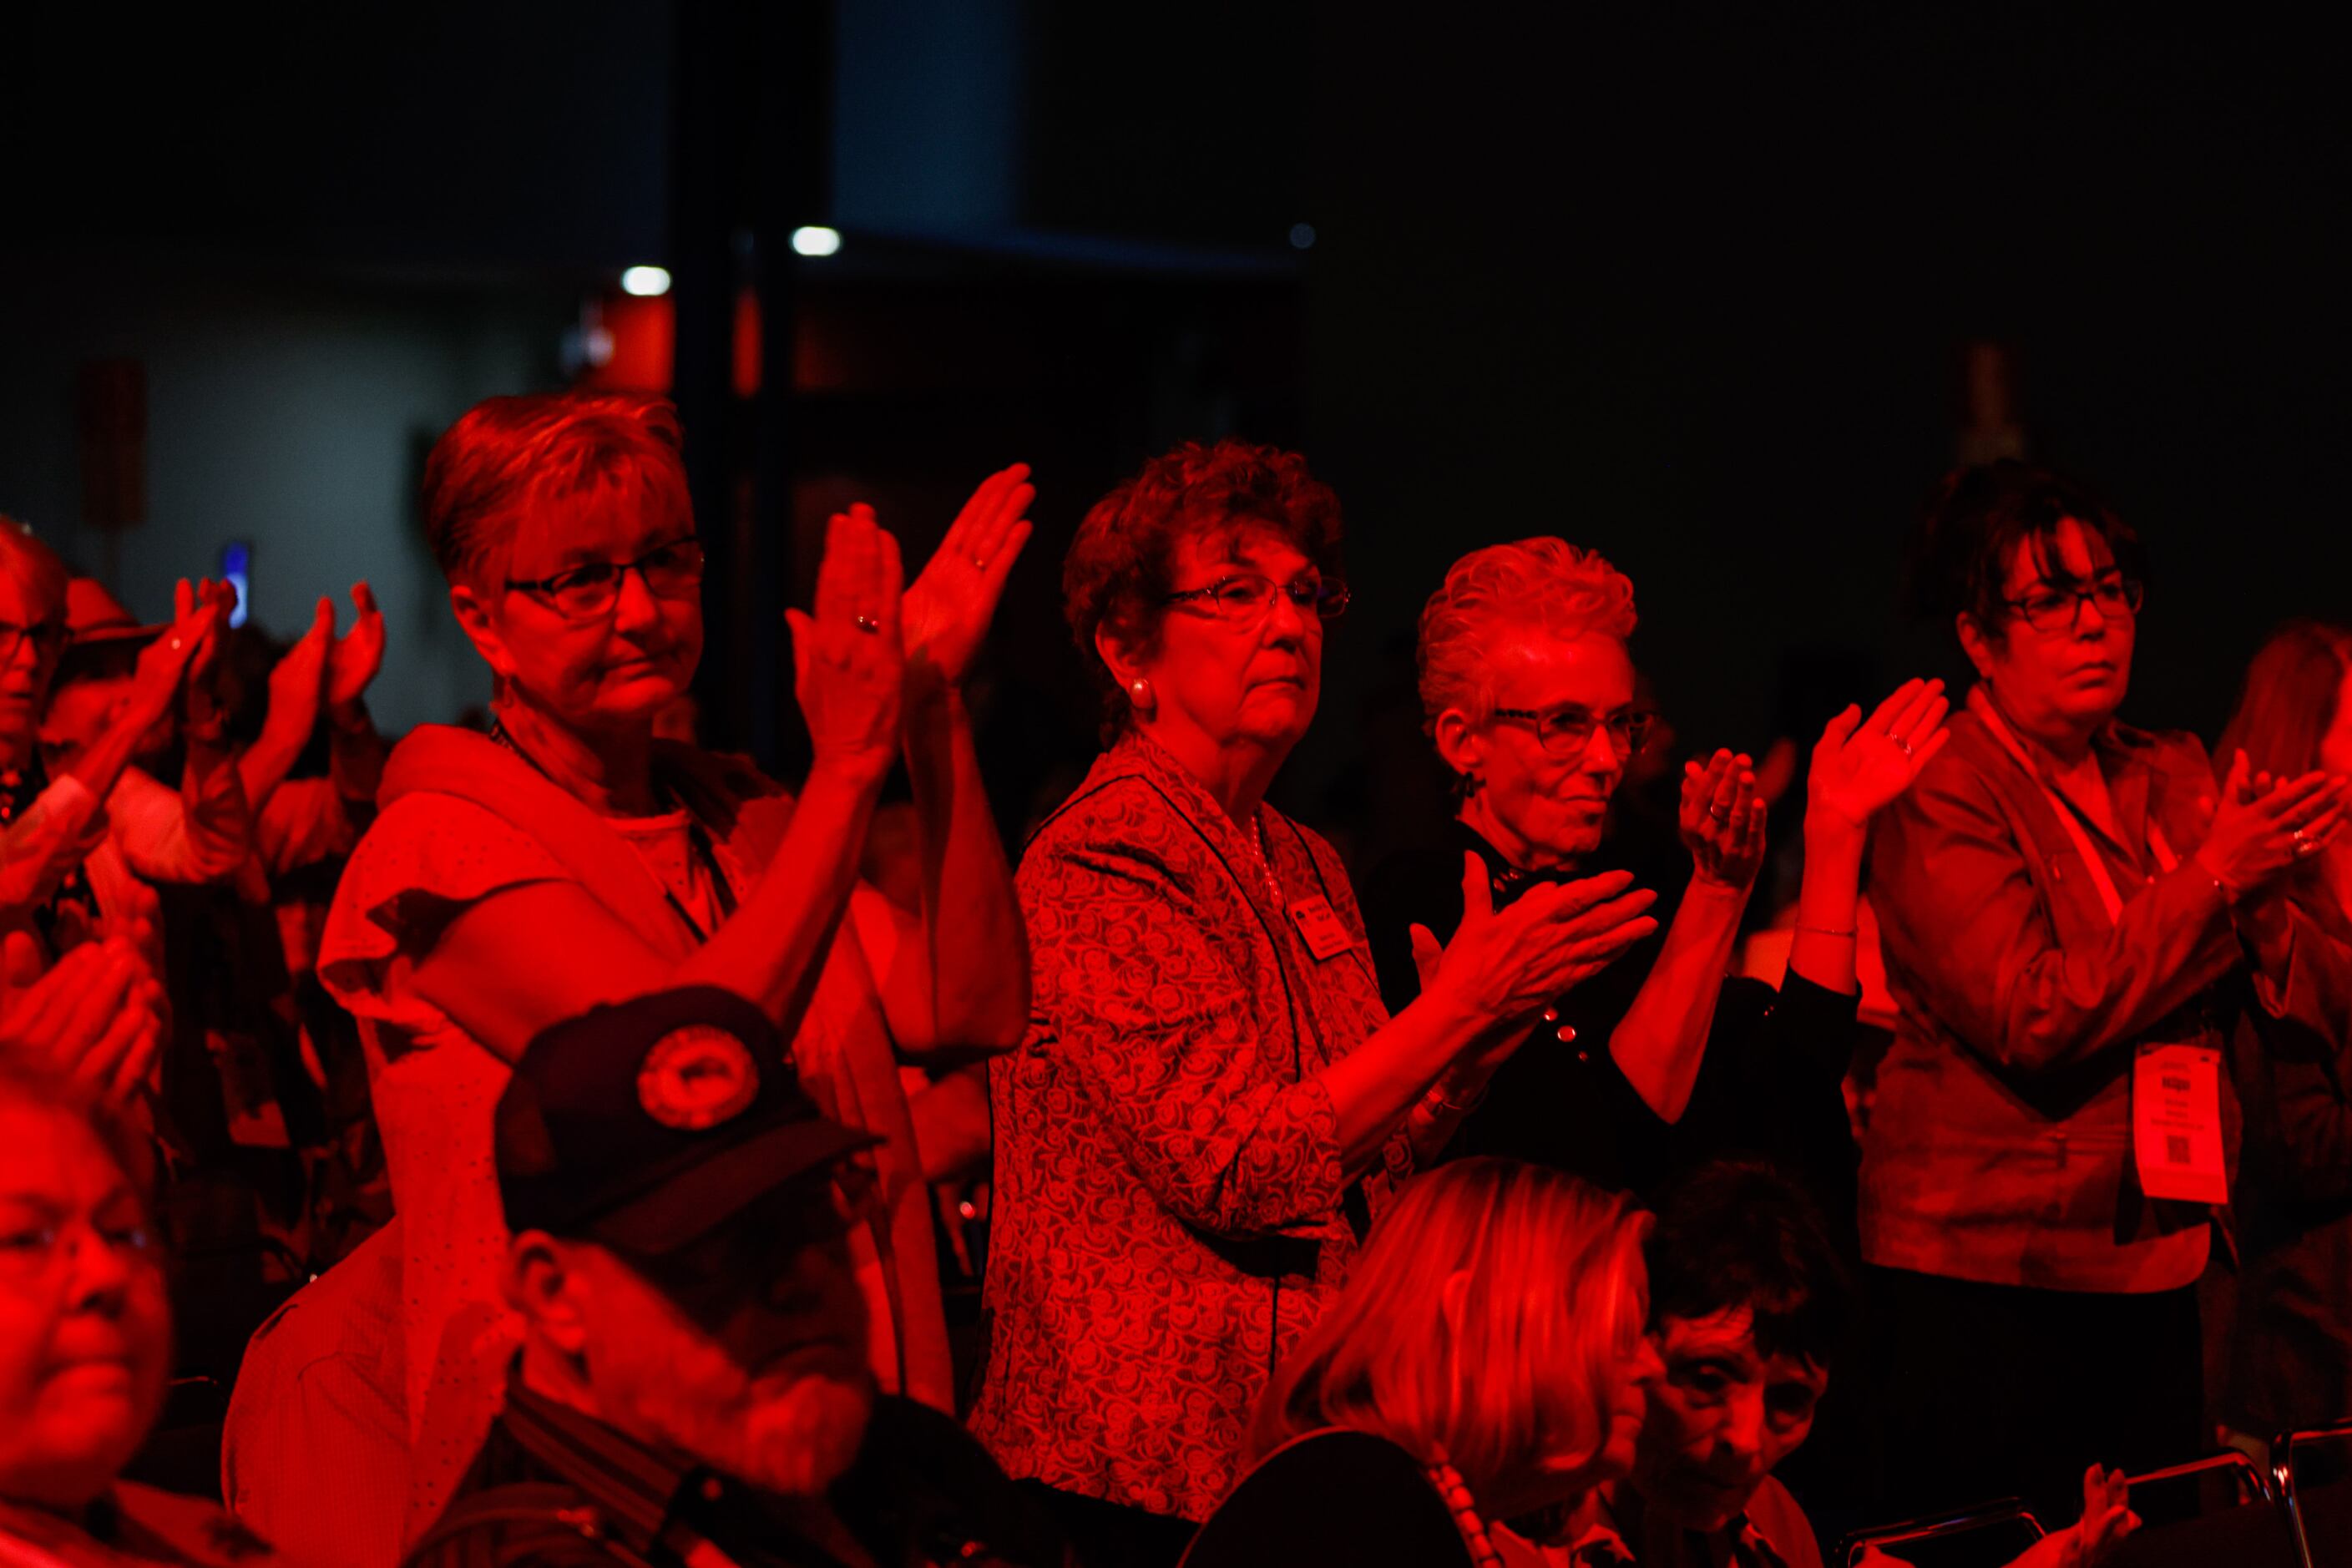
[670, 0, 832, 763]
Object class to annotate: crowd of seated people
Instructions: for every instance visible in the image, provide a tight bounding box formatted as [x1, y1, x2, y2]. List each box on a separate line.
[3, 395, 2349, 1566]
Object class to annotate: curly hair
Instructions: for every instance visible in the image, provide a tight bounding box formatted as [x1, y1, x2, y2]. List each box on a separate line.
[419, 391, 691, 589]
[1646, 1158, 1850, 1373]
[1062, 438, 1343, 741]
[1416, 539, 1636, 735]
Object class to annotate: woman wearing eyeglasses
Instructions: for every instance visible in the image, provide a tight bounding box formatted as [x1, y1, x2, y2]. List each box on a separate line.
[1363, 538, 1945, 1208]
[1863, 461, 2351, 1522]
[969, 444, 1660, 1565]
[290, 392, 1031, 1547]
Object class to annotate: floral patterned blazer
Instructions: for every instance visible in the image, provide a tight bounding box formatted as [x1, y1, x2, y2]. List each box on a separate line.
[970, 731, 1396, 1522]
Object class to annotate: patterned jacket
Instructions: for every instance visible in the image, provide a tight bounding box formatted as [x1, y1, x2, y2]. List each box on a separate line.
[969, 733, 1394, 1521]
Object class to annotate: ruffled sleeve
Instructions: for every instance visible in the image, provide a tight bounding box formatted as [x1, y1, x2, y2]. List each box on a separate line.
[317, 793, 569, 1042]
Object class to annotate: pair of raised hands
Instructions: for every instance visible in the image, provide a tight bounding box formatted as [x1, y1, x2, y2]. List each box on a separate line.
[1408, 858, 1659, 1034]
[263, 582, 387, 740]
[124, 579, 240, 731]
[785, 465, 1034, 780]
[1859, 1465, 2138, 1568]
[1679, 678, 1955, 890]
[0, 926, 168, 1109]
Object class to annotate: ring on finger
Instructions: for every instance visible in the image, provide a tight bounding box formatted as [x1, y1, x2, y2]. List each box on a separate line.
[852, 614, 881, 635]
[2295, 827, 2319, 857]
[1708, 805, 1732, 824]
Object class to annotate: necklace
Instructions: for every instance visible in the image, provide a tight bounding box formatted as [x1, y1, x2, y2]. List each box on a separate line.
[487, 716, 736, 943]
[1425, 1449, 1505, 1568]
[1247, 812, 1287, 909]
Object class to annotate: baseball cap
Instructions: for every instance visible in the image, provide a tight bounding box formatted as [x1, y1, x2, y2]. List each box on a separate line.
[493, 986, 879, 1257]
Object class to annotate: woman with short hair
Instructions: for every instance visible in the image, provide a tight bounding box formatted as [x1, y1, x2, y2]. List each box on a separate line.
[1369, 537, 1945, 1206]
[1864, 461, 2351, 1517]
[972, 443, 1658, 1565]
[281, 392, 1032, 1545]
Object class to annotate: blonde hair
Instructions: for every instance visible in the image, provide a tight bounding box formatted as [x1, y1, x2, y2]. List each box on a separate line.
[1249, 1159, 1651, 1507]
[1416, 539, 1636, 734]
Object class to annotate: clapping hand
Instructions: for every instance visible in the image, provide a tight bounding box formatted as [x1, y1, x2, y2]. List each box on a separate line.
[787, 506, 906, 785]
[2195, 751, 2347, 900]
[1425, 852, 1659, 1028]
[325, 581, 386, 714]
[1807, 678, 1952, 831]
[263, 598, 336, 742]
[0, 932, 169, 1108]
[129, 579, 235, 726]
[900, 464, 1034, 694]
[1681, 749, 1766, 890]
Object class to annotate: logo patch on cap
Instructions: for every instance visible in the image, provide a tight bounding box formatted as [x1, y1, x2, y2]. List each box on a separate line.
[636, 1024, 761, 1130]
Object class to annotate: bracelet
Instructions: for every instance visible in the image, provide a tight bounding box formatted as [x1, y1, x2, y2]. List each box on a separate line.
[1796, 923, 1857, 939]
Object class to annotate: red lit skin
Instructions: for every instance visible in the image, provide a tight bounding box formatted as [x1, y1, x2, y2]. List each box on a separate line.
[508, 1228, 875, 1511]
[1095, 532, 1660, 1176]
[1432, 626, 1949, 1124]
[1957, 518, 2136, 822]
[1962, 518, 2344, 959]
[0, 570, 65, 771]
[0, 1100, 173, 1514]
[1633, 1308, 1827, 1535]
[1435, 631, 1737, 1125]
[2323, 665, 2352, 779]
[428, 473, 1031, 1064]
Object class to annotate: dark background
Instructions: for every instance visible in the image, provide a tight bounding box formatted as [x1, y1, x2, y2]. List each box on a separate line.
[8, 3, 2349, 862]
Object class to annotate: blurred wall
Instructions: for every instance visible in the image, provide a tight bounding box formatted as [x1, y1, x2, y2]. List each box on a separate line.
[0, 255, 574, 734]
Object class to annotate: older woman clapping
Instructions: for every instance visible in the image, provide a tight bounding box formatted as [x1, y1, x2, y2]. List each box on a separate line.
[274, 393, 1032, 1549]
[970, 442, 1658, 1564]
[1368, 538, 1946, 1204]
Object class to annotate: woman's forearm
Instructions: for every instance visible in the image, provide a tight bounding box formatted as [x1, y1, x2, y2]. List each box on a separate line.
[1788, 817, 1867, 994]
[1318, 980, 1495, 1175]
[1609, 876, 1747, 1123]
[897, 685, 1028, 1050]
[673, 758, 888, 1026]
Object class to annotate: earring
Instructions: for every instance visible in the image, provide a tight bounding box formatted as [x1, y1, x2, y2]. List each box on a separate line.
[1129, 677, 1152, 706]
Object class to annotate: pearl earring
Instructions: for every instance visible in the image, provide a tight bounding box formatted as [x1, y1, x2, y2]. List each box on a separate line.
[1130, 678, 1151, 703]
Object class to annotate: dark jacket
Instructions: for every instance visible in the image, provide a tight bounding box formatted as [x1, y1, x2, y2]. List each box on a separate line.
[404, 1373, 1064, 1568]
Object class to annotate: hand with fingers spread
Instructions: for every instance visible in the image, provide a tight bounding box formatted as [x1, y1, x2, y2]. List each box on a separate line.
[900, 464, 1034, 694]
[785, 506, 906, 786]
[0, 935, 169, 1107]
[1427, 853, 1660, 1028]
[1680, 749, 1767, 890]
[1808, 677, 1953, 830]
[2008, 1465, 2139, 1568]
[2195, 750, 2348, 901]
[325, 580, 387, 715]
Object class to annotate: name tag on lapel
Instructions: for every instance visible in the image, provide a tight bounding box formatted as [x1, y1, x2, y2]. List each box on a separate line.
[1287, 896, 1357, 961]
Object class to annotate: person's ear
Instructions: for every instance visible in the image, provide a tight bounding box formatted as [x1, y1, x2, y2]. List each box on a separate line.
[1955, 612, 1998, 682]
[450, 582, 519, 683]
[504, 1232, 590, 1355]
[1433, 709, 1487, 790]
[1095, 619, 1155, 716]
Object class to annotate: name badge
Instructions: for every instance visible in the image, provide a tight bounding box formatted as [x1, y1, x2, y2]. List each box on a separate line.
[1287, 896, 1357, 961]
[2132, 1043, 2228, 1206]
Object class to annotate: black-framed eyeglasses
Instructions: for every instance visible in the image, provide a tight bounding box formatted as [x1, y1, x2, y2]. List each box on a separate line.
[504, 539, 707, 620]
[0, 620, 70, 665]
[1490, 706, 1655, 758]
[1161, 573, 1351, 626]
[2003, 572, 2144, 635]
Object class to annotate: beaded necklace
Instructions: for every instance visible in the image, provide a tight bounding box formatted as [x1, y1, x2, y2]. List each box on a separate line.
[1425, 1447, 1505, 1568]
[1247, 812, 1287, 910]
